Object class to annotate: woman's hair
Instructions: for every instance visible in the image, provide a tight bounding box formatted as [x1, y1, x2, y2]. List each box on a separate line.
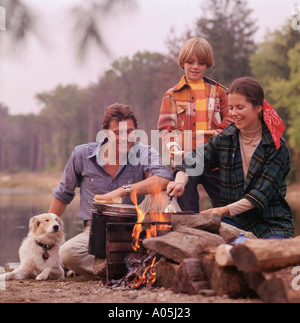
[228, 77, 264, 107]
[102, 103, 138, 130]
[178, 38, 214, 69]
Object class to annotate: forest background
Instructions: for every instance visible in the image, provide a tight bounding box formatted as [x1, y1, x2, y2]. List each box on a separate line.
[1, 0, 300, 185]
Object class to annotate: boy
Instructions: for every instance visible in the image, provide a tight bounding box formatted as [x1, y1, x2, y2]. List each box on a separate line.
[158, 38, 231, 212]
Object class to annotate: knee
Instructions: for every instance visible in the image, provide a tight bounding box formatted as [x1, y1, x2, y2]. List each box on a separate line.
[59, 241, 75, 269]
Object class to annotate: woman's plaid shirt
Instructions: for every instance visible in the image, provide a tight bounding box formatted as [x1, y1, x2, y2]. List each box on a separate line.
[181, 123, 294, 238]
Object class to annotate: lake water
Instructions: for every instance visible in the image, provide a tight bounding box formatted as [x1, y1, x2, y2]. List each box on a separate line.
[0, 191, 299, 268]
[0, 192, 82, 268]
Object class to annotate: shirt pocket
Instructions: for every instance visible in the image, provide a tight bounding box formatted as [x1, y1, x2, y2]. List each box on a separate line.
[84, 171, 106, 194]
[177, 104, 187, 131]
[212, 98, 222, 126]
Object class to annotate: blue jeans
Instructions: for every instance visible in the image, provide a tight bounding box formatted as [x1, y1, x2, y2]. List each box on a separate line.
[177, 169, 220, 212]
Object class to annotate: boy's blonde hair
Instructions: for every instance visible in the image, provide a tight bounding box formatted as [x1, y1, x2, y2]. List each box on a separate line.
[178, 38, 214, 69]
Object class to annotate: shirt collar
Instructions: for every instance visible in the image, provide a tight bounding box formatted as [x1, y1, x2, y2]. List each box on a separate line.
[87, 139, 141, 166]
[222, 122, 276, 147]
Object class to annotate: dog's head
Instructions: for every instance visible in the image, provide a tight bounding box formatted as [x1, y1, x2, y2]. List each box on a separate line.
[29, 213, 64, 242]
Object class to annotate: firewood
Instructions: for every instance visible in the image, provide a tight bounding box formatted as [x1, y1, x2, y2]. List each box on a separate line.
[171, 212, 221, 233]
[210, 264, 257, 299]
[256, 267, 300, 303]
[230, 236, 300, 273]
[215, 244, 235, 267]
[219, 222, 257, 244]
[172, 258, 207, 294]
[199, 247, 218, 283]
[143, 229, 225, 264]
[154, 258, 179, 289]
[199, 247, 255, 298]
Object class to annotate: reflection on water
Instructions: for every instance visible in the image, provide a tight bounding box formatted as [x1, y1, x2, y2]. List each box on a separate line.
[0, 192, 82, 267]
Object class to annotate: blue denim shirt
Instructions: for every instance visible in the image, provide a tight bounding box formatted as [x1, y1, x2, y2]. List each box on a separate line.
[53, 141, 173, 220]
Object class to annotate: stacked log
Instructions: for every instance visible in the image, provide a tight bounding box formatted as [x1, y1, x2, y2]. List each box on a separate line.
[142, 212, 300, 302]
[230, 237, 300, 303]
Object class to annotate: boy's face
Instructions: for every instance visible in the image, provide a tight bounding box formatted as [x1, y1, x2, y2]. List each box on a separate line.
[184, 54, 207, 81]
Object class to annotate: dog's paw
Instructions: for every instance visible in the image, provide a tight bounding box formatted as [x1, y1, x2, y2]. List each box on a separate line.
[36, 274, 47, 281]
[66, 270, 76, 278]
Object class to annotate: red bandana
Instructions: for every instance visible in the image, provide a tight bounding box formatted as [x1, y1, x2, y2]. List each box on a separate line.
[263, 100, 285, 150]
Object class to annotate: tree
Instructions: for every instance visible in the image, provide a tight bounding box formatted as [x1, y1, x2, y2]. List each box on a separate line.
[0, 0, 136, 61]
[89, 51, 183, 136]
[250, 22, 300, 89]
[194, 0, 257, 86]
[36, 85, 89, 171]
[267, 42, 300, 181]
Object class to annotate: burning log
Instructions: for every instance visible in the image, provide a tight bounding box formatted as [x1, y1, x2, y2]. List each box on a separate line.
[109, 251, 157, 289]
[171, 212, 221, 233]
[230, 236, 300, 273]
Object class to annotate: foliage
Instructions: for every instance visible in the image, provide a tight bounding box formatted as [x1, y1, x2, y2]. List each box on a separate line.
[0, 52, 182, 172]
[166, 0, 257, 86]
[250, 21, 300, 180]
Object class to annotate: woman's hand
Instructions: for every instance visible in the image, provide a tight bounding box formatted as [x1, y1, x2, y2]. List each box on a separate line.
[200, 206, 230, 218]
[166, 181, 185, 198]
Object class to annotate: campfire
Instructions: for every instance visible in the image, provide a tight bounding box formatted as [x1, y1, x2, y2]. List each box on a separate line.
[109, 191, 171, 289]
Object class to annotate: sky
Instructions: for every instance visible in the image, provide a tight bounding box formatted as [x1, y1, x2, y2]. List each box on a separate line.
[0, 0, 299, 115]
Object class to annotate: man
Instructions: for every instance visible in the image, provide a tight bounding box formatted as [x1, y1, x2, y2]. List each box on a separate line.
[49, 103, 173, 278]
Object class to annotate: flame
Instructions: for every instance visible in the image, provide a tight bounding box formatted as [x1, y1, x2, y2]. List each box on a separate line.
[129, 187, 171, 288]
[131, 188, 168, 251]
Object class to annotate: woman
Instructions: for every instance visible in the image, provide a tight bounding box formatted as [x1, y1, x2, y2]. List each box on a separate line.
[168, 77, 294, 239]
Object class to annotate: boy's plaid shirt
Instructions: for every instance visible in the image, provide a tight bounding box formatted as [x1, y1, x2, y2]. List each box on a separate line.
[180, 123, 294, 238]
[158, 76, 232, 150]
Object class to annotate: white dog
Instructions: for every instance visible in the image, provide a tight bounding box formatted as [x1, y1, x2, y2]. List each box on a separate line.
[1, 213, 65, 281]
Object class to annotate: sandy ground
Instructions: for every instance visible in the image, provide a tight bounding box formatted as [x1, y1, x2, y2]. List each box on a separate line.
[0, 277, 261, 304]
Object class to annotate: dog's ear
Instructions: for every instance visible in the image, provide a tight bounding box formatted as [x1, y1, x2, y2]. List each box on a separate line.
[29, 216, 40, 231]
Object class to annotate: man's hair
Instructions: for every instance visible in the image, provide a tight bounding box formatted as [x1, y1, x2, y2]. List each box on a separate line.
[102, 103, 138, 130]
[178, 38, 214, 69]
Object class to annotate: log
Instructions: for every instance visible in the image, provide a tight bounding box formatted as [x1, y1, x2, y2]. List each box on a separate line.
[199, 247, 256, 298]
[210, 264, 257, 299]
[172, 258, 207, 294]
[199, 247, 218, 283]
[230, 236, 300, 273]
[219, 222, 257, 244]
[143, 229, 225, 264]
[257, 267, 300, 303]
[154, 258, 179, 289]
[215, 244, 235, 267]
[171, 212, 221, 233]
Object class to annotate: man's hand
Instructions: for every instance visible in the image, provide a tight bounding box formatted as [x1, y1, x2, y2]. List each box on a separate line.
[200, 206, 229, 218]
